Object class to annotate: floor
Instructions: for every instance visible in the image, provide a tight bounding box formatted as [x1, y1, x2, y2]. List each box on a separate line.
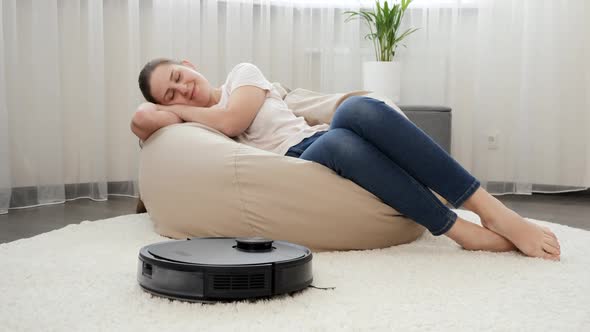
[1, 191, 589, 244]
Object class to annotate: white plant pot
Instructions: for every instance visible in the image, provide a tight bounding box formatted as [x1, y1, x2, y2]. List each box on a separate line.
[362, 61, 401, 103]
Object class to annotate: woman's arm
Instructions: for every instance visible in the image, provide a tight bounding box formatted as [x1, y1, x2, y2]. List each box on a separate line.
[158, 85, 266, 137]
[130, 103, 184, 141]
[157, 104, 232, 136]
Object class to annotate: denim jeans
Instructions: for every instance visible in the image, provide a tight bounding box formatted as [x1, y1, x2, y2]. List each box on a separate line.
[285, 96, 480, 236]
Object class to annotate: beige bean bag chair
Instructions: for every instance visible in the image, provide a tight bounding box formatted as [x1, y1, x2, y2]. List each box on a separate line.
[139, 87, 449, 252]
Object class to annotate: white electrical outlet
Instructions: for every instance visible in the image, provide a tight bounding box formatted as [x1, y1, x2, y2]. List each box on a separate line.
[487, 132, 499, 150]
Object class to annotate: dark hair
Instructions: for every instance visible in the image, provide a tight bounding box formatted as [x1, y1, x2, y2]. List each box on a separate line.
[138, 58, 181, 103]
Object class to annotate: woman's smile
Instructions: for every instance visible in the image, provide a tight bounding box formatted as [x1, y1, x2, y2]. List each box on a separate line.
[191, 83, 197, 101]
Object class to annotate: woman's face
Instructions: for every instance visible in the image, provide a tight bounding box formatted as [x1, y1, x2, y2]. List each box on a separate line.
[149, 60, 213, 107]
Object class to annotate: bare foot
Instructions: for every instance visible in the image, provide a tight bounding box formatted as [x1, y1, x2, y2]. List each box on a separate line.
[480, 206, 561, 261]
[446, 218, 517, 252]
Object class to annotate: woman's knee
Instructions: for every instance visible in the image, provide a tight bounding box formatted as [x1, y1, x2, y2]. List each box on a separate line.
[331, 96, 382, 128]
[300, 128, 360, 164]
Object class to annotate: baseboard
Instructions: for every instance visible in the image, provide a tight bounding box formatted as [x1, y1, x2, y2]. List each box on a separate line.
[5, 181, 587, 209]
[7, 181, 137, 208]
[485, 181, 588, 196]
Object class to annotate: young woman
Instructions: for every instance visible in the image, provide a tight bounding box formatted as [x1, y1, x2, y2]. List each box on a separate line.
[130, 58, 561, 261]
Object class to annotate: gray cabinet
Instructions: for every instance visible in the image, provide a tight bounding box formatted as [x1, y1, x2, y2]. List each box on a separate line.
[400, 105, 452, 154]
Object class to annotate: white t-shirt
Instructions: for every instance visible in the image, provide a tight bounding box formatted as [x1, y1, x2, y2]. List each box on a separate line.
[214, 63, 329, 156]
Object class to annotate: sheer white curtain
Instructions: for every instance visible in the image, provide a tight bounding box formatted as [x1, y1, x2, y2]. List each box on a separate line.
[1, 0, 588, 214]
[399, 0, 590, 194]
[1, 0, 138, 214]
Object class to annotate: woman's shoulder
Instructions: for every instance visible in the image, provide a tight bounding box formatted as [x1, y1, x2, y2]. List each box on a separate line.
[229, 62, 262, 76]
[225, 63, 270, 88]
[232, 62, 258, 70]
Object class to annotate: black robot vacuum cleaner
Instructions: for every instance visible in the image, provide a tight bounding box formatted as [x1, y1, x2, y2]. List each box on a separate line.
[137, 237, 313, 303]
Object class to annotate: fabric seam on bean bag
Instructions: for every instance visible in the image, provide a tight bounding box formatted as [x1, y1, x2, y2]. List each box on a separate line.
[232, 144, 257, 235]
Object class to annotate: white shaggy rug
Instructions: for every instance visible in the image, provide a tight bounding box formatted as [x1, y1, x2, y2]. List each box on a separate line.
[1, 209, 589, 332]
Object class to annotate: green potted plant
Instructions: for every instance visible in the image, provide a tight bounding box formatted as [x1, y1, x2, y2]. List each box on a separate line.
[344, 0, 419, 102]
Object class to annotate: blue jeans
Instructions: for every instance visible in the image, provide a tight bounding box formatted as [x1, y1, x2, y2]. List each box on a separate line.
[285, 96, 480, 236]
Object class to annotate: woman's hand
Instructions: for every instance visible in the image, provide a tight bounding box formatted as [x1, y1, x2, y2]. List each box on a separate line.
[136, 102, 180, 115]
[136, 102, 158, 113]
[130, 102, 184, 141]
[136, 102, 182, 117]
[156, 104, 184, 118]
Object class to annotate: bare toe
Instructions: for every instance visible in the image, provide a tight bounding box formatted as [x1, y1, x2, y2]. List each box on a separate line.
[542, 227, 558, 240]
[542, 251, 560, 261]
[542, 241, 560, 255]
[544, 234, 560, 250]
[485, 211, 562, 261]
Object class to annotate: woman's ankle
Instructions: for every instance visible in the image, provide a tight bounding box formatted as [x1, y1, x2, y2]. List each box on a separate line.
[461, 187, 501, 222]
[444, 217, 475, 249]
[444, 216, 515, 252]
